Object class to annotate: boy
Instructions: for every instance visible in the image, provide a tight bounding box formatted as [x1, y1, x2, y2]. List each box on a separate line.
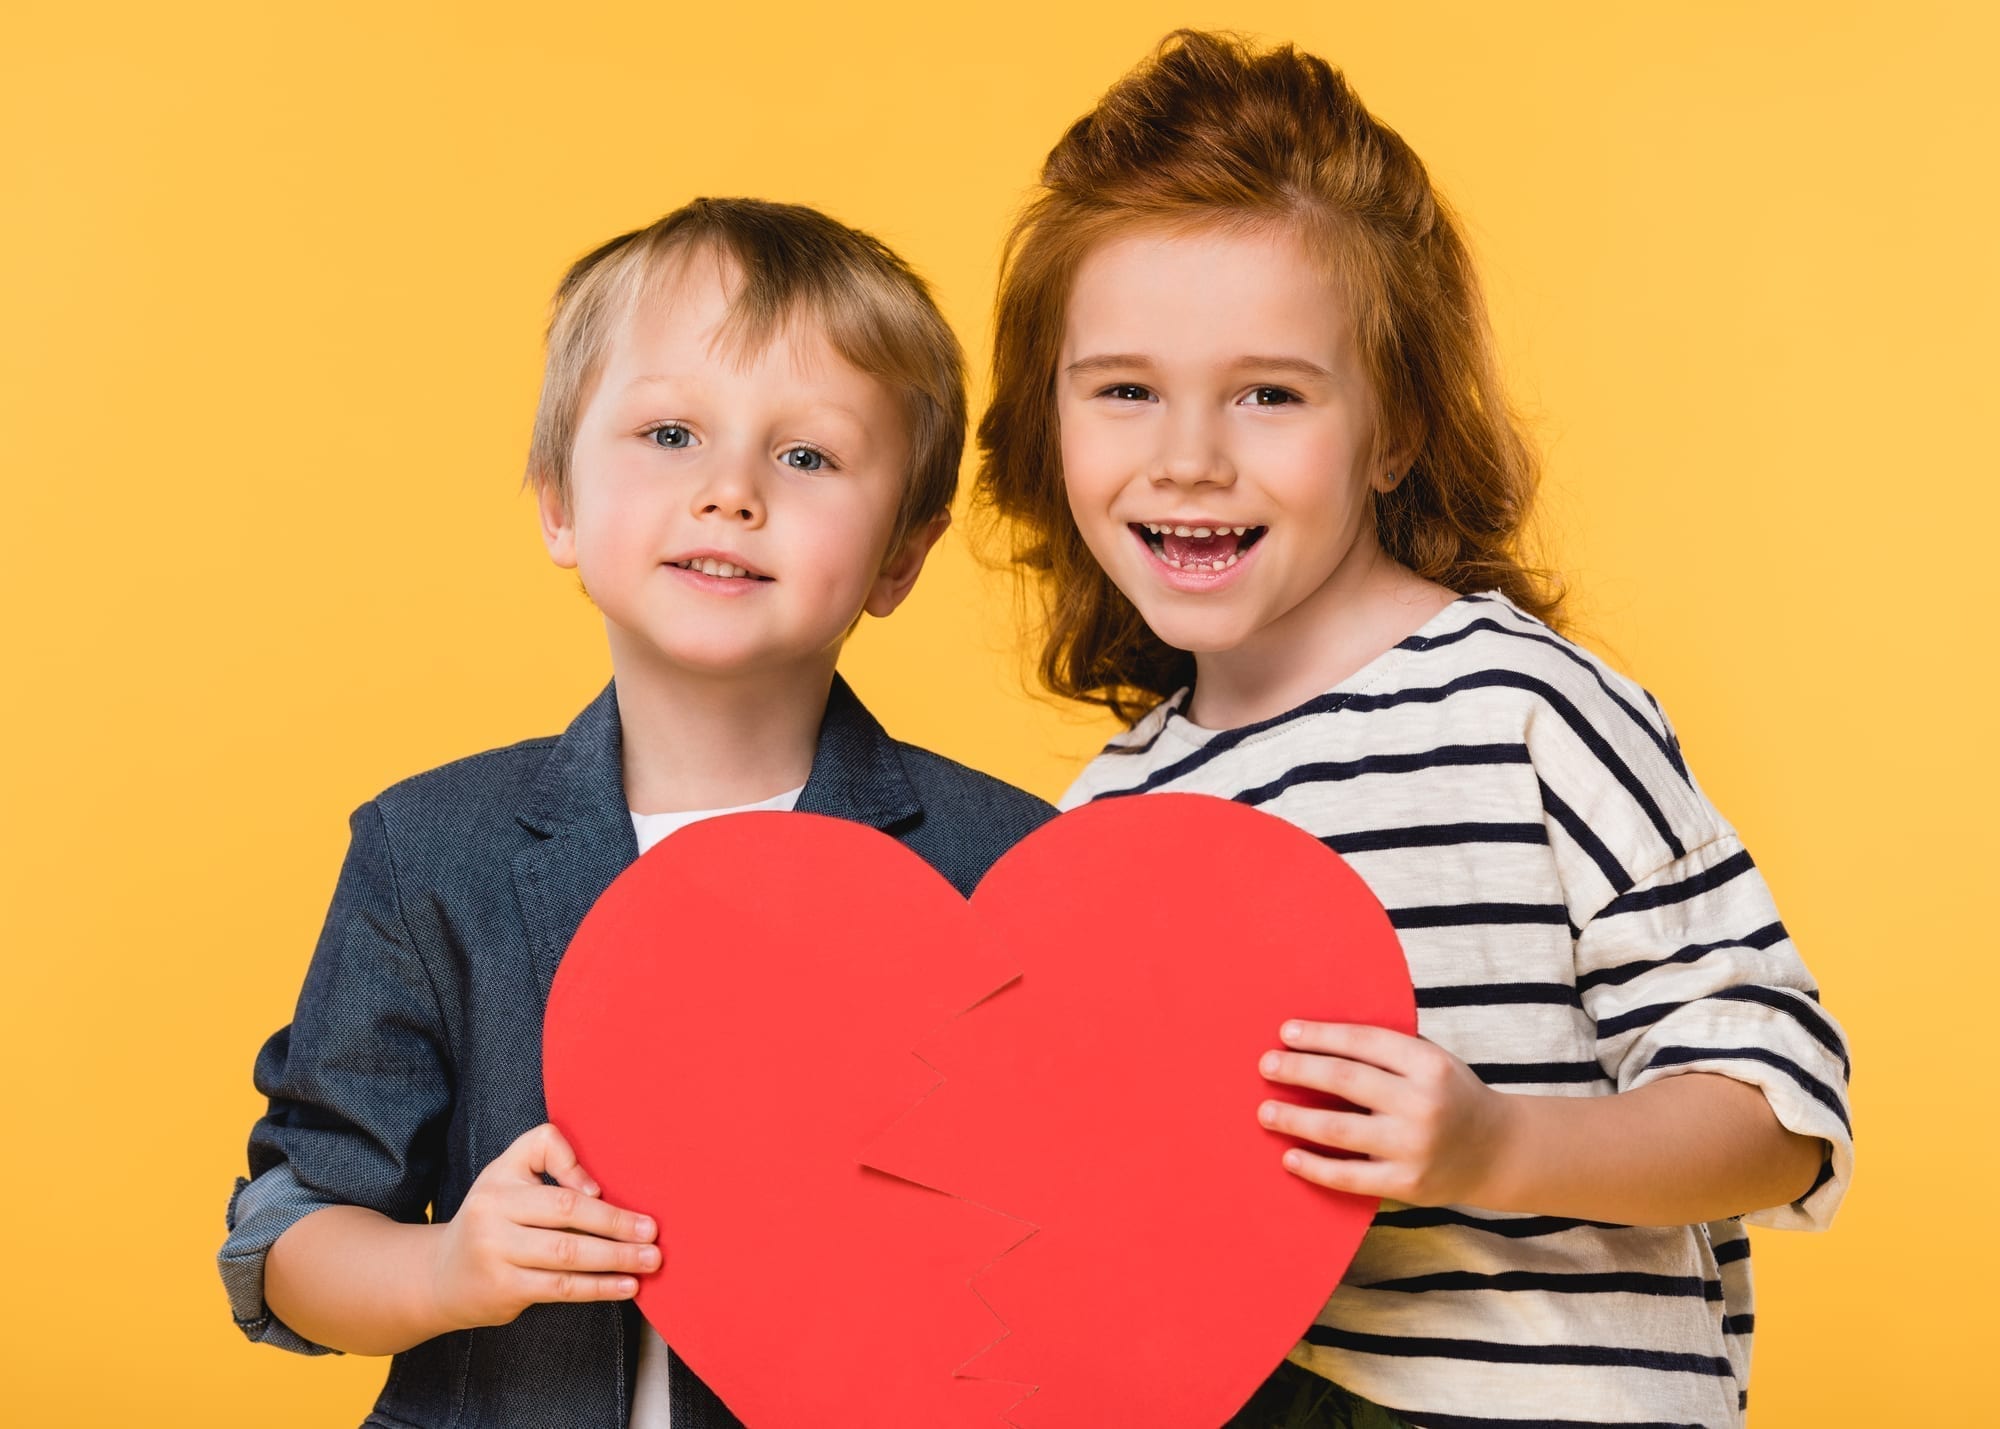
[218, 198, 1053, 1429]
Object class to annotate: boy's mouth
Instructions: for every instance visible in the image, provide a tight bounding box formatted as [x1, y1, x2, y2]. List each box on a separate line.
[667, 557, 773, 581]
[1131, 522, 1267, 572]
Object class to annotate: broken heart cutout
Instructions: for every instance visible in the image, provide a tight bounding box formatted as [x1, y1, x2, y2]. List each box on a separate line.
[543, 793, 1414, 1427]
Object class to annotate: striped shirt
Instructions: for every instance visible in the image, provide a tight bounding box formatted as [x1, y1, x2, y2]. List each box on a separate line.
[1060, 592, 1852, 1429]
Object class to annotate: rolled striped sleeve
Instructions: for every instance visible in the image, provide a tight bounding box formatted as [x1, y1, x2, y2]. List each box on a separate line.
[1576, 834, 1853, 1230]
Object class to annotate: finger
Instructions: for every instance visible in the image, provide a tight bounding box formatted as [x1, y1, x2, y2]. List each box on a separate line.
[522, 1123, 600, 1197]
[1257, 1049, 1405, 1111]
[516, 1268, 643, 1305]
[1280, 1146, 1402, 1199]
[1257, 1100, 1395, 1156]
[1278, 1021, 1427, 1074]
[508, 1182, 658, 1243]
[511, 1225, 663, 1277]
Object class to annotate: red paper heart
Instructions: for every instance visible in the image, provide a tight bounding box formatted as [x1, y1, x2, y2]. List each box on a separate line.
[544, 793, 1413, 1428]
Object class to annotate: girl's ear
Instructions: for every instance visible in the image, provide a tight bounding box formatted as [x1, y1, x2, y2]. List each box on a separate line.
[538, 477, 578, 569]
[1373, 426, 1423, 494]
[864, 513, 951, 619]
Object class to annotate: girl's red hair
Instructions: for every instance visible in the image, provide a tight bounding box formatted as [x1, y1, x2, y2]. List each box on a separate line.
[975, 30, 1563, 724]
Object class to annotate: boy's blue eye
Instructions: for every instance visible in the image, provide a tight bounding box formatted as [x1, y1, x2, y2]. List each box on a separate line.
[647, 424, 694, 448]
[782, 446, 829, 472]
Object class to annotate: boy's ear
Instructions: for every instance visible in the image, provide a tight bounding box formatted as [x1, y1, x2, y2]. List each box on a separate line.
[863, 512, 951, 619]
[537, 477, 578, 569]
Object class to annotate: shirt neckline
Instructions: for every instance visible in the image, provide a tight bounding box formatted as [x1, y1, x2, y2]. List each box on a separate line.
[1151, 591, 1493, 750]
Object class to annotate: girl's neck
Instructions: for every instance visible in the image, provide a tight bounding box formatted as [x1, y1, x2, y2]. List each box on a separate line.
[607, 634, 832, 815]
[1184, 543, 1459, 731]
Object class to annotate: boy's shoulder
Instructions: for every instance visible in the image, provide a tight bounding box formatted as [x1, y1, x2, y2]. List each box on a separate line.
[888, 738, 1054, 828]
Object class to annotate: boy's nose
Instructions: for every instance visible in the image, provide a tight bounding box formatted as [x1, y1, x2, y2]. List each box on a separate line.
[689, 457, 766, 525]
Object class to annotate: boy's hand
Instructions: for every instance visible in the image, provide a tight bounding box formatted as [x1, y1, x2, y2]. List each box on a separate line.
[429, 1122, 660, 1330]
[1256, 1021, 1515, 1207]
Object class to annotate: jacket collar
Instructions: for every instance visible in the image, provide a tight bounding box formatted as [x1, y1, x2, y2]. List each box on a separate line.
[514, 671, 920, 837]
[512, 672, 921, 997]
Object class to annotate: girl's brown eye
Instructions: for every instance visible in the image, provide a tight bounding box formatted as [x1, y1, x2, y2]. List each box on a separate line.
[1249, 387, 1298, 406]
[1104, 384, 1152, 402]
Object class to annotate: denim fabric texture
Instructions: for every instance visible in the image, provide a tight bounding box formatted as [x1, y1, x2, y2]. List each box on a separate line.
[218, 674, 1055, 1429]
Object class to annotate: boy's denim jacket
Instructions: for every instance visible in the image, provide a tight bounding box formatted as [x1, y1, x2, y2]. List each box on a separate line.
[219, 675, 1054, 1429]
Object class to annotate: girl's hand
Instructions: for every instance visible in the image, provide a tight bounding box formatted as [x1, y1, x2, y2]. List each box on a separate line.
[1257, 1022, 1517, 1207]
[429, 1122, 661, 1330]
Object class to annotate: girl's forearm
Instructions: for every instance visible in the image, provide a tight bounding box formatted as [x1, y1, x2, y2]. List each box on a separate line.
[1480, 1071, 1826, 1226]
[264, 1205, 455, 1355]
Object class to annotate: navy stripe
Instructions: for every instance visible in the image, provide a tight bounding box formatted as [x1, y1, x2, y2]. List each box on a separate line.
[1708, 986, 1851, 1077]
[1597, 849, 1756, 919]
[1723, 1314, 1755, 1335]
[1596, 1000, 1684, 1040]
[1372, 1207, 1629, 1238]
[1414, 602, 1692, 781]
[1417, 981, 1581, 1009]
[1577, 922, 1788, 995]
[1339, 670, 1686, 859]
[1596, 988, 1851, 1080]
[1391, 902, 1570, 930]
[1539, 778, 1635, 893]
[1357, 1270, 1714, 1298]
[1470, 1060, 1610, 1086]
[1712, 1235, 1752, 1266]
[1231, 742, 1533, 807]
[1302, 1325, 1734, 1376]
[1322, 821, 1549, 855]
[1797, 1148, 1837, 1204]
[1646, 1045, 1851, 1133]
[1364, 1387, 1706, 1429]
[1089, 689, 1371, 798]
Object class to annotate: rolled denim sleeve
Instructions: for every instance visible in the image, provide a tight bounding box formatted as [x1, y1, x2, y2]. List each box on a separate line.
[219, 800, 454, 1352]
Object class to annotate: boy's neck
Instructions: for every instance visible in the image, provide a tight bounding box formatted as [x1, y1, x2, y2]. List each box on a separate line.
[609, 644, 834, 815]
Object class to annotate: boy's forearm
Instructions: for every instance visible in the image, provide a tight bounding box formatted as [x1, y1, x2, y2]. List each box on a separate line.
[1481, 1071, 1826, 1226]
[265, 1205, 456, 1356]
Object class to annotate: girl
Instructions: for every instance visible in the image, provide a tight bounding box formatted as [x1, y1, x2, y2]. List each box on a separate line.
[976, 31, 1852, 1429]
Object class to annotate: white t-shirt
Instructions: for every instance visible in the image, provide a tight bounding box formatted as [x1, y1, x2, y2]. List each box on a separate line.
[626, 783, 804, 1429]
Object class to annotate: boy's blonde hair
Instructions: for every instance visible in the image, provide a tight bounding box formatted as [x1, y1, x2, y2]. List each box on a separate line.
[526, 198, 966, 551]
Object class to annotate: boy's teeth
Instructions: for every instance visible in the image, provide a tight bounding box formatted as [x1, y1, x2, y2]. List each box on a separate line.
[678, 558, 754, 578]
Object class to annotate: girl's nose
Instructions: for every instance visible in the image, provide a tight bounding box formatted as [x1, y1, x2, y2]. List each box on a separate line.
[1149, 408, 1235, 490]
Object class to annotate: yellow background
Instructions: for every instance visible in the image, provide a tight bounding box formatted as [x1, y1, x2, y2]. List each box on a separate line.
[5, 1, 1992, 1422]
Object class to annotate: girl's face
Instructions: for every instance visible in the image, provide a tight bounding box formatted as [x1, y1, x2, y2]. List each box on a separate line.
[1056, 223, 1400, 669]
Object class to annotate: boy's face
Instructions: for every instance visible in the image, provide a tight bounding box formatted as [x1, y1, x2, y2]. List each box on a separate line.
[542, 253, 941, 684]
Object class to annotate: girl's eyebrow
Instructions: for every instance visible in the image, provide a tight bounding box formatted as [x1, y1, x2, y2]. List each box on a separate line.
[1065, 354, 1336, 380]
[1229, 355, 1336, 380]
[1065, 353, 1156, 377]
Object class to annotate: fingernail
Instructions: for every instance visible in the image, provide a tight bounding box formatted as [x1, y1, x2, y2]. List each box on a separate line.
[1283, 1150, 1303, 1170]
[1260, 1052, 1280, 1075]
[619, 1277, 638, 1295]
[635, 1216, 656, 1239]
[1281, 1022, 1303, 1042]
[583, 1181, 601, 1197]
[641, 1247, 661, 1270]
[1258, 1101, 1279, 1125]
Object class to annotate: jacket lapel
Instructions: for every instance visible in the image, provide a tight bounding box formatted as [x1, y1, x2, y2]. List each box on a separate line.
[796, 673, 922, 832]
[512, 673, 923, 999]
[512, 681, 641, 999]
